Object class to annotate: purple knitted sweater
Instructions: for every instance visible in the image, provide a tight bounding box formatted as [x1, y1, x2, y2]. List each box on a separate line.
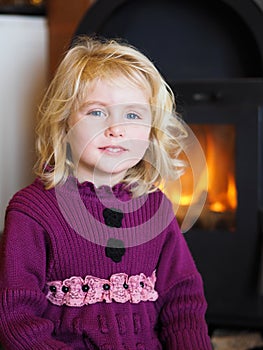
[0, 177, 212, 350]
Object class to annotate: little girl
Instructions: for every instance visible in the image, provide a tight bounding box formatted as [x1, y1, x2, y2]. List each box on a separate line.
[0, 36, 212, 349]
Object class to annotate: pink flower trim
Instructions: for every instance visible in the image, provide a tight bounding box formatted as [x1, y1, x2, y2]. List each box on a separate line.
[46, 270, 158, 306]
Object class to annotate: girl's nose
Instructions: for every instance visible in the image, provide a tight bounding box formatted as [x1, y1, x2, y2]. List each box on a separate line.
[105, 124, 125, 138]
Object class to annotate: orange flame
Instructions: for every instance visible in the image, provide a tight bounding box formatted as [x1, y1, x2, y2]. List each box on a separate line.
[162, 124, 238, 218]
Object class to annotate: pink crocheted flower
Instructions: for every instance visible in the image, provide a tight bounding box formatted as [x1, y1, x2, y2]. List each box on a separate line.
[47, 280, 65, 306]
[84, 276, 111, 304]
[63, 276, 86, 306]
[140, 271, 158, 301]
[110, 273, 130, 303]
[128, 274, 144, 304]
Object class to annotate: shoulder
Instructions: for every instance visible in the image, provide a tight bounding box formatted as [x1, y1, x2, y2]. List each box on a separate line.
[138, 188, 179, 243]
[147, 187, 172, 204]
[6, 178, 55, 215]
[9, 178, 48, 201]
[148, 189, 175, 221]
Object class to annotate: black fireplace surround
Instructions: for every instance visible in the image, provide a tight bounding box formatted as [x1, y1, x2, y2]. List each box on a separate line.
[73, 0, 263, 330]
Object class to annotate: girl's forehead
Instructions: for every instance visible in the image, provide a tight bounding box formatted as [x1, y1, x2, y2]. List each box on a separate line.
[80, 76, 151, 105]
[86, 75, 149, 92]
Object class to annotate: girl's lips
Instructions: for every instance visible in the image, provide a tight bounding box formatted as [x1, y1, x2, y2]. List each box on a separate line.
[99, 146, 127, 154]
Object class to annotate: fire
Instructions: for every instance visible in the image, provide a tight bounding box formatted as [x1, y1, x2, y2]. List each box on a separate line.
[179, 195, 193, 206]
[227, 173, 237, 210]
[210, 201, 225, 212]
[204, 124, 237, 213]
[208, 173, 237, 213]
[162, 124, 238, 230]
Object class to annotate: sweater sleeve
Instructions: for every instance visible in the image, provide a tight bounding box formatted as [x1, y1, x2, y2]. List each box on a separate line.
[156, 218, 212, 350]
[0, 209, 73, 350]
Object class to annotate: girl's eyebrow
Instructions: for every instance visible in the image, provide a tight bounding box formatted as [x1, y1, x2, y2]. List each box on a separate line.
[80, 101, 151, 111]
[124, 104, 151, 112]
[80, 100, 107, 108]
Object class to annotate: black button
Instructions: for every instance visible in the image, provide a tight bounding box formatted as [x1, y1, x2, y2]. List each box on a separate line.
[103, 283, 110, 291]
[82, 285, 90, 292]
[49, 285, 57, 293]
[103, 208, 124, 228]
[140, 282, 144, 288]
[62, 286, 69, 293]
[123, 283, 129, 289]
[105, 238, 126, 263]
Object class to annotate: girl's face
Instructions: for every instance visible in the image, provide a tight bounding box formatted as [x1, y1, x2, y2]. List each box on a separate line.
[67, 78, 152, 187]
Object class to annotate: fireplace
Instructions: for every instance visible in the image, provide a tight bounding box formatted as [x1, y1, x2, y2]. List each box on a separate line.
[164, 121, 237, 233]
[170, 80, 263, 329]
[74, 0, 263, 330]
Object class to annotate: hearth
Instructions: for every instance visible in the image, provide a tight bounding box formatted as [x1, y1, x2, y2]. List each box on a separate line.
[74, 0, 263, 329]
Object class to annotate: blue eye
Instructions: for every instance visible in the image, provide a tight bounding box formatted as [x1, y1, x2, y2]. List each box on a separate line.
[126, 113, 140, 120]
[88, 110, 105, 117]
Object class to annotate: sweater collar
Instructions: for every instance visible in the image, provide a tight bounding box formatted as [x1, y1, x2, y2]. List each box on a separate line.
[66, 176, 133, 202]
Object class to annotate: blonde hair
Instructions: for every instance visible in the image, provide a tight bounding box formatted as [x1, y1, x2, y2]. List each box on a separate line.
[35, 36, 187, 197]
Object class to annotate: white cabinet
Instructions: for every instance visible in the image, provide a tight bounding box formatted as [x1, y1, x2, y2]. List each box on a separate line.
[0, 15, 48, 231]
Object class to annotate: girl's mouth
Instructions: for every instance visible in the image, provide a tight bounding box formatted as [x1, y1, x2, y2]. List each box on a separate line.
[99, 146, 127, 154]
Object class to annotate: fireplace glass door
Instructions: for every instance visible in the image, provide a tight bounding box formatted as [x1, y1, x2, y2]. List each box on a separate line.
[166, 123, 237, 232]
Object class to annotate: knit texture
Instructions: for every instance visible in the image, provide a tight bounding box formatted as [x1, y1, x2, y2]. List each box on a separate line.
[0, 177, 212, 349]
